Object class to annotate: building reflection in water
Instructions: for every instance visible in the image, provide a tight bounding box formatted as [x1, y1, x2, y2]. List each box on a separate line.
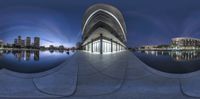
[11, 50, 40, 61]
[34, 51, 40, 61]
[26, 50, 31, 61]
[141, 50, 200, 61]
[59, 50, 64, 53]
[0, 50, 71, 62]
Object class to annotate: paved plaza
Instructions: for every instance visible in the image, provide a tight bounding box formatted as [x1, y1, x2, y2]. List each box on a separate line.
[0, 51, 199, 99]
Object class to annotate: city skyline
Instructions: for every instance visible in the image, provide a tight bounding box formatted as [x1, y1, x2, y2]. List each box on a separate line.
[0, 35, 69, 48]
[0, 34, 70, 47]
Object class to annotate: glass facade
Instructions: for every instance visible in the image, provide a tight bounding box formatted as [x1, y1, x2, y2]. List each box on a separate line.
[103, 39, 111, 53]
[93, 40, 100, 52]
[84, 38, 125, 54]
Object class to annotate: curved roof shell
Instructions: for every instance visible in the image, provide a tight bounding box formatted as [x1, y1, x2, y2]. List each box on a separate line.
[82, 4, 127, 43]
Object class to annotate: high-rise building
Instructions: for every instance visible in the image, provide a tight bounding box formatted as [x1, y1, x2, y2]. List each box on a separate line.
[18, 36, 22, 47]
[14, 39, 17, 44]
[26, 37, 31, 48]
[21, 40, 25, 48]
[34, 37, 40, 49]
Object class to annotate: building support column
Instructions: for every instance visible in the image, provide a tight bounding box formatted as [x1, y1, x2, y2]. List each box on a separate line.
[116, 43, 118, 52]
[91, 39, 93, 53]
[87, 44, 89, 51]
[110, 39, 113, 52]
[87, 44, 88, 51]
[100, 34, 103, 54]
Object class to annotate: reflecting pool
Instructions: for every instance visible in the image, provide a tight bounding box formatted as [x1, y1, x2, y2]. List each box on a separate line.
[134, 50, 200, 74]
[0, 50, 74, 73]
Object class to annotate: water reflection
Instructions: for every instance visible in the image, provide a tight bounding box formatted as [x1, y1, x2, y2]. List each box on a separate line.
[134, 50, 200, 74]
[141, 50, 200, 61]
[10, 50, 39, 61]
[0, 50, 74, 73]
[0, 50, 73, 62]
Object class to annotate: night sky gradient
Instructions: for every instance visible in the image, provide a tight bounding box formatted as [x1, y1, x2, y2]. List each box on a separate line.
[0, 0, 200, 47]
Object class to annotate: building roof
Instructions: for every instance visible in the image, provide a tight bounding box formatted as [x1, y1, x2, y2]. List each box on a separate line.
[172, 37, 200, 41]
[82, 3, 127, 43]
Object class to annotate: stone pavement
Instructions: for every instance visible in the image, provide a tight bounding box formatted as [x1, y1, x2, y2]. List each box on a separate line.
[0, 51, 199, 99]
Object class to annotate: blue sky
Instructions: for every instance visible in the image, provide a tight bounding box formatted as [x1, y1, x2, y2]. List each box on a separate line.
[0, 0, 199, 47]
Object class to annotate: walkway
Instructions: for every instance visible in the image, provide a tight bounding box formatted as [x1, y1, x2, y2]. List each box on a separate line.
[0, 51, 199, 99]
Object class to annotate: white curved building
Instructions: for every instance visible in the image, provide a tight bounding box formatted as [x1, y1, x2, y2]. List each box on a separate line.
[82, 4, 127, 54]
[172, 37, 200, 47]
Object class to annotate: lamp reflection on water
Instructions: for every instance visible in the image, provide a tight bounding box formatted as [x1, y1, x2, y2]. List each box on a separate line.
[135, 50, 200, 74]
[141, 50, 200, 61]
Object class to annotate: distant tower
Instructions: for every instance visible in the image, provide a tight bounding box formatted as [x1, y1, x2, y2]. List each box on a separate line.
[14, 39, 17, 44]
[21, 40, 25, 48]
[34, 37, 40, 49]
[0, 40, 3, 48]
[14, 39, 17, 47]
[26, 37, 31, 48]
[18, 36, 22, 47]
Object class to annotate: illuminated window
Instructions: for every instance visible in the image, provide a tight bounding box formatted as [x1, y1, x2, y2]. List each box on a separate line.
[102, 39, 111, 53]
[84, 38, 125, 54]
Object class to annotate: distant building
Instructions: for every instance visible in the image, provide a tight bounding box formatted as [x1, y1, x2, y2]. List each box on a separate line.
[58, 45, 65, 50]
[140, 45, 158, 50]
[0, 40, 3, 48]
[6, 43, 12, 48]
[21, 40, 25, 48]
[14, 39, 17, 45]
[18, 36, 22, 47]
[34, 37, 40, 49]
[171, 37, 200, 47]
[26, 37, 31, 48]
[143, 45, 157, 49]
[49, 45, 54, 49]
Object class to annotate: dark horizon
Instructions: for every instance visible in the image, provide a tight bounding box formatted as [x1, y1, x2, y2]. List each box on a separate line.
[0, 0, 200, 47]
